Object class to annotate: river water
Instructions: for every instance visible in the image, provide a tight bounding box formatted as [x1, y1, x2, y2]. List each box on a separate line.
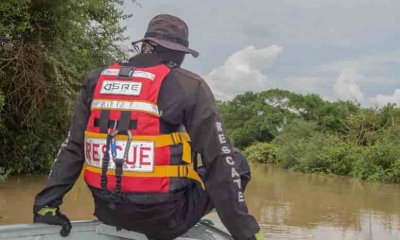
[1, 163, 400, 239]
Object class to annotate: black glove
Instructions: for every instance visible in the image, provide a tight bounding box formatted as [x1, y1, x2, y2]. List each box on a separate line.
[33, 207, 72, 237]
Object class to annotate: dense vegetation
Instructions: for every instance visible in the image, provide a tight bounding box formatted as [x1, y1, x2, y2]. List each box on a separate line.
[0, 0, 131, 179]
[220, 89, 400, 183]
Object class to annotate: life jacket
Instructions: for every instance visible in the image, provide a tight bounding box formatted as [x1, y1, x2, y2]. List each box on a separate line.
[83, 63, 204, 194]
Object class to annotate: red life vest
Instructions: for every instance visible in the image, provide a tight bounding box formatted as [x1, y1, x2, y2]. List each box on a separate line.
[83, 63, 204, 193]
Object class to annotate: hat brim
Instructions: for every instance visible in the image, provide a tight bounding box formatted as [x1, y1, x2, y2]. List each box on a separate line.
[132, 37, 199, 58]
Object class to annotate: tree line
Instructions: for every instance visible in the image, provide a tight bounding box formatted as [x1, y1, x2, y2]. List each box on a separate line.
[219, 89, 400, 183]
[0, 0, 131, 180]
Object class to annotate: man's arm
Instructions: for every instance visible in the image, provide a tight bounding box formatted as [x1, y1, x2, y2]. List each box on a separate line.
[184, 80, 260, 240]
[33, 70, 100, 212]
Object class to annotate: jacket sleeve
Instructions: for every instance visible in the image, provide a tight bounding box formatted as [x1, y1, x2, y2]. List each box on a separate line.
[183, 80, 260, 240]
[33, 71, 99, 213]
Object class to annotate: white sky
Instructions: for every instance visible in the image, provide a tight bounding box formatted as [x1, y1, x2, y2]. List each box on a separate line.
[120, 0, 400, 106]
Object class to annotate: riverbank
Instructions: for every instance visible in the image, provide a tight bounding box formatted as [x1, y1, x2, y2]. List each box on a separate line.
[219, 90, 400, 184]
[244, 133, 400, 184]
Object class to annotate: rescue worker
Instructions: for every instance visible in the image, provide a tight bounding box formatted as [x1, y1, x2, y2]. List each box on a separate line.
[33, 14, 264, 240]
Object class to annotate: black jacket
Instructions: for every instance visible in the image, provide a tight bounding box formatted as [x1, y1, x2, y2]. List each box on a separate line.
[34, 53, 260, 239]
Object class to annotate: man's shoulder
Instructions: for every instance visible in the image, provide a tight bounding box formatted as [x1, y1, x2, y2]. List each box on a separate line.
[83, 67, 106, 87]
[170, 67, 204, 84]
[86, 67, 106, 80]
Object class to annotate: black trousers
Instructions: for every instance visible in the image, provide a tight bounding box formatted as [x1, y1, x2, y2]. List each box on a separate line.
[93, 152, 251, 240]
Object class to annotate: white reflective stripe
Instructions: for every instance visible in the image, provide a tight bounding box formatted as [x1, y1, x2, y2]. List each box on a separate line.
[132, 71, 155, 81]
[91, 99, 159, 116]
[101, 69, 156, 81]
[101, 69, 120, 76]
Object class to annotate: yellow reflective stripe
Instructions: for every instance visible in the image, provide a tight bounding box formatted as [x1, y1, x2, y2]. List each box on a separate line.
[85, 165, 205, 190]
[86, 165, 177, 177]
[186, 166, 205, 190]
[171, 132, 177, 144]
[182, 140, 192, 164]
[84, 131, 190, 148]
[173, 132, 180, 144]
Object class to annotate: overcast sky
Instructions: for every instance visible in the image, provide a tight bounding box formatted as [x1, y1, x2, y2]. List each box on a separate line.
[121, 0, 400, 106]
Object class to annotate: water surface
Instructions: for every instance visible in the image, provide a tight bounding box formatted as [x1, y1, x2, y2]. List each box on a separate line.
[1, 164, 400, 239]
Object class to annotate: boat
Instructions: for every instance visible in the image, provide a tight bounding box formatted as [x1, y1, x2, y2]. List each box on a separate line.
[0, 219, 233, 240]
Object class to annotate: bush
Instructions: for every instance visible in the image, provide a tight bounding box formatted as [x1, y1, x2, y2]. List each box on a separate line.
[273, 119, 316, 169]
[270, 119, 360, 175]
[352, 144, 400, 182]
[317, 143, 361, 176]
[0, 128, 61, 174]
[0, 167, 10, 183]
[267, 118, 400, 182]
[387, 156, 400, 183]
[0, 90, 4, 131]
[244, 142, 277, 164]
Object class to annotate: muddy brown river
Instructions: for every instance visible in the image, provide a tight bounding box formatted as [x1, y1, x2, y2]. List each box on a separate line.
[1, 163, 400, 239]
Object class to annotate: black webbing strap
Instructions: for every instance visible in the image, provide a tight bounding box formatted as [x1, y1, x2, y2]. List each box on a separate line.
[166, 61, 178, 69]
[110, 129, 132, 209]
[100, 129, 132, 210]
[94, 118, 137, 130]
[101, 134, 113, 190]
[118, 111, 132, 132]
[99, 110, 110, 133]
[118, 66, 135, 78]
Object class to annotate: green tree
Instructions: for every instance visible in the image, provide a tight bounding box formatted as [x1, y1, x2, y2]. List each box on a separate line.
[226, 89, 400, 183]
[0, 0, 131, 175]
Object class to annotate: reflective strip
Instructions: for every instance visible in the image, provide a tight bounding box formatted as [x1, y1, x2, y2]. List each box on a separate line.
[132, 71, 155, 81]
[91, 99, 159, 116]
[84, 131, 191, 148]
[85, 164, 205, 189]
[101, 68, 156, 81]
[101, 69, 120, 76]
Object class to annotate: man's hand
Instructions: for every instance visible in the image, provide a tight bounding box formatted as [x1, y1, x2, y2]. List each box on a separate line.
[33, 207, 72, 237]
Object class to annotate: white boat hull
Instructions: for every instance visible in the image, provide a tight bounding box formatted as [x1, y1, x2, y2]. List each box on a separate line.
[0, 220, 232, 240]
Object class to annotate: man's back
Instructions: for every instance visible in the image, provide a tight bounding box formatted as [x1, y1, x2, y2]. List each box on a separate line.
[33, 14, 262, 240]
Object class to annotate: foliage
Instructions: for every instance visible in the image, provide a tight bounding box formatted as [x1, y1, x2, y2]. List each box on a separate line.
[352, 143, 400, 182]
[0, 0, 131, 175]
[0, 91, 4, 131]
[273, 119, 360, 176]
[222, 89, 400, 183]
[219, 89, 301, 148]
[244, 142, 277, 164]
[0, 167, 10, 183]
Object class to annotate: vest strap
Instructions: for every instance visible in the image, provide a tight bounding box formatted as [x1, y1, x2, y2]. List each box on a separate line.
[99, 110, 110, 133]
[118, 111, 132, 131]
[85, 164, 205, 190]
[94, 118, 138, 130]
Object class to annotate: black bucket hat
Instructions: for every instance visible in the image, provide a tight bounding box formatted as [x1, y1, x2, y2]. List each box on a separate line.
[132, 14, 199, 58]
